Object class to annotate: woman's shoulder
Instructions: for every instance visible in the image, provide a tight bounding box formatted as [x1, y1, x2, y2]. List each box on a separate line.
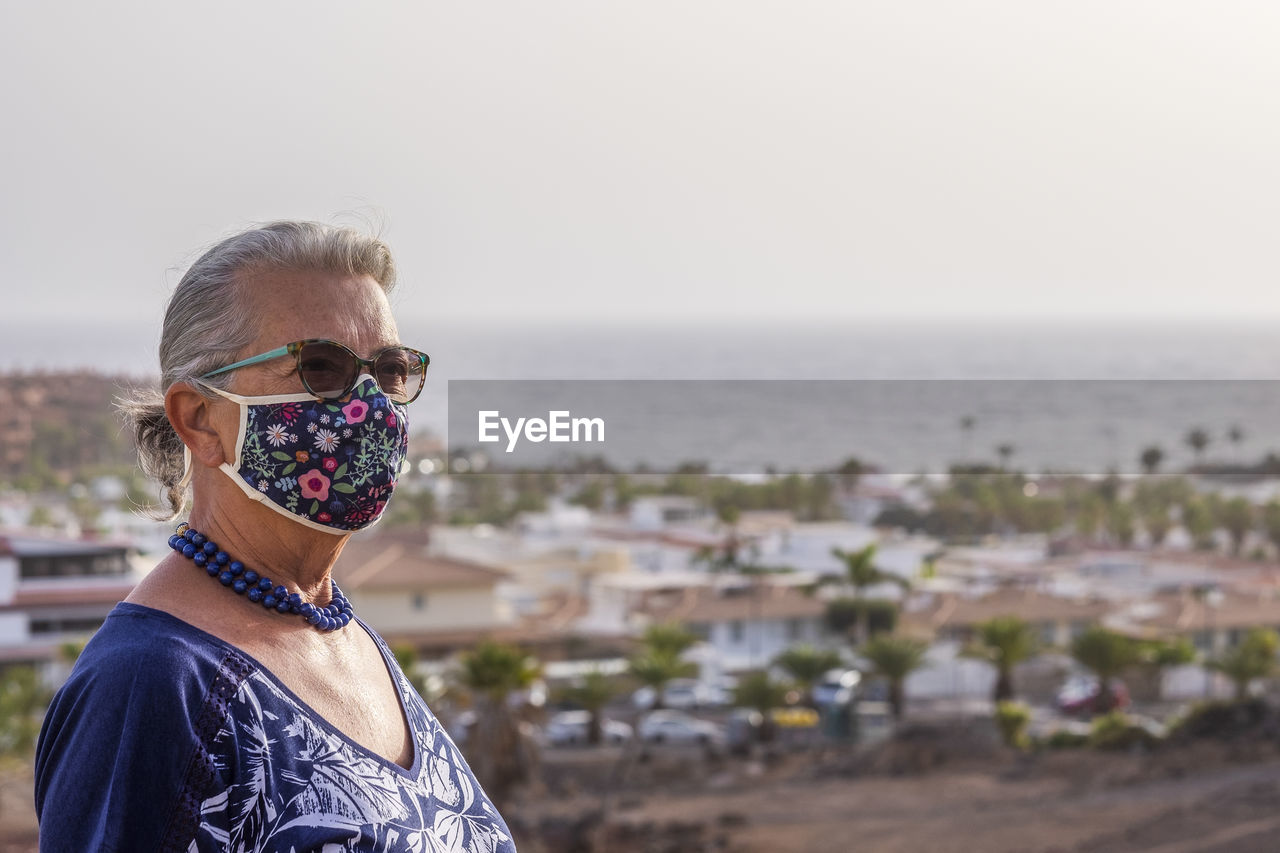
[34, 604, 261, 847]
[68, 602, 254, 696]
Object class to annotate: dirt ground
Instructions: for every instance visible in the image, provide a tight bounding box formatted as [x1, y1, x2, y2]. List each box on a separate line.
[595, 754, 1280, 853]
[7, 735, 1280, 852]
[506, 725, 1280, 853]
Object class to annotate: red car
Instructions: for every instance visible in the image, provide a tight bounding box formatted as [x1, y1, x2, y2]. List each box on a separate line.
[1057, 676, 1129, 715]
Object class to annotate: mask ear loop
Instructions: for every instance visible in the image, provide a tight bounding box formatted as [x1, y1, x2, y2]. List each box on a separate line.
[177, 445, 194, 493]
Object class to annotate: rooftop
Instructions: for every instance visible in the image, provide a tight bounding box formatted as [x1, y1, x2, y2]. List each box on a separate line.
[332, 533, 510, 593]
[907, 586, 1112, 631]
[0, 531, 133, 558]
[643, 583, 827, 624]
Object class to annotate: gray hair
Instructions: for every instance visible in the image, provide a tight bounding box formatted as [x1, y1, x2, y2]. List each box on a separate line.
[120, 220, 398, 519]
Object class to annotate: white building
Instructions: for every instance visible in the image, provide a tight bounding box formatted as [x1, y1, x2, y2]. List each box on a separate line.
[0, 531, 140, 679]
[333, 532, 515, 653]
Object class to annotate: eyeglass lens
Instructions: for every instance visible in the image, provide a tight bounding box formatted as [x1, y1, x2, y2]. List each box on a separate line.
[298, 341, 424, 403]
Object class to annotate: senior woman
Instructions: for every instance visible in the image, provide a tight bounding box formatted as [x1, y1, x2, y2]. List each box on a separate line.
[35, 222, 516, 852]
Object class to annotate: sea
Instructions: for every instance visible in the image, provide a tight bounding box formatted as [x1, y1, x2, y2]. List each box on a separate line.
[5, 318, 1280, 477]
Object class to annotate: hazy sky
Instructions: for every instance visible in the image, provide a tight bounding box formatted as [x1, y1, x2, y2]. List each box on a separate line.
[2, 2, 1278, 331]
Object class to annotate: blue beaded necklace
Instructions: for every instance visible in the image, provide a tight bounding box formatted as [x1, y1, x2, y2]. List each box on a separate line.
[168, 523, 355, 632]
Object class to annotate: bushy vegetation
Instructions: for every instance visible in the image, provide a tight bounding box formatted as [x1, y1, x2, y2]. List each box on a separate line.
[993, 701, 1031, 750]
[1166, 698, 1276, 742]
[0, 666, 49, 761]
[1088, 711, 1159, 752]
[1040, 728, 1090, 750]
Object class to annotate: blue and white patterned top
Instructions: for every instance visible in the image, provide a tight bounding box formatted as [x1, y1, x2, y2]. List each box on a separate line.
[35, 603, 516, 852]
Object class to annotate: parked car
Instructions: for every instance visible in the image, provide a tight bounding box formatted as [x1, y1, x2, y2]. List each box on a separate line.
[812, 668, 861, 707]
[726, 708, 765, 755]
[543, 710, 633, 746]
[637, 710, 724, 745]
[1057, 676, 1129, 715]
[631, 678, 729, 710]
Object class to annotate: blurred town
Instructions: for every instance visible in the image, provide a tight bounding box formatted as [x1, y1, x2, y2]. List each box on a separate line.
[3, 370, 1280, 850]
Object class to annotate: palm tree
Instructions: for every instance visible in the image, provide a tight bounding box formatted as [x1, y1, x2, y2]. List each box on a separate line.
[860, 634, 928, 720]
[831, 544, 908, 598]
[836, 457, 864, 493]
[733, 671, 789, 716]
[629, 653, 696, 710]
[1107, 502, 1136, 547]
[1139, 446, 1164, 476]
[714, 502, 742, 569]
[995, 443, 1015, 470]
[640, 622, 697, 660]
[1069, 627, 1139, 713]
[1186, 428, 1210, 465]
[733, 671, 790, 747]
[830, 544, 909, 643]
[1142, 505, 1173, 547]
[564, 669, 618, 745]
[456, 640, 541, 809]
[968, 617, 1037, 703]
[774, 645, 843, 707]
[1218, 497, 1254, 557]
[1209, 629, 1279, 701]
[1228, 425, 1245, 459]
[629, 622, 698, 709]
[1182, 497, 1218, 551]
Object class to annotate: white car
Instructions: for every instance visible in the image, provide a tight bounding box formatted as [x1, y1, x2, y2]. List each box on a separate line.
[637, 710, 724, 745]
[543, 710, 633, 746]
[631, 679, 728, 710]
[812, 668, 861, 707]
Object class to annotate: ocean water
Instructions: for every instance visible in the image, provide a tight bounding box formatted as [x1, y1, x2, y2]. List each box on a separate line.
[6, 318, 1280, 474]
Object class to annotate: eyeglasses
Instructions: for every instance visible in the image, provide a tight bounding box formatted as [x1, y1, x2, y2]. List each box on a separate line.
[201, 339, 430, 404]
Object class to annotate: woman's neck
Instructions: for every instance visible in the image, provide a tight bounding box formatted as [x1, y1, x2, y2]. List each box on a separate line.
[186, 496, 349, 605]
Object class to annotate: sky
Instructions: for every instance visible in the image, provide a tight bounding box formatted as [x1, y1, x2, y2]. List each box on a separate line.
[2, 2, 1279, 333]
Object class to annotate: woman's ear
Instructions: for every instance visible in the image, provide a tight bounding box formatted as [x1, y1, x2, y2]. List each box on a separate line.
[164, 382, 230, 469]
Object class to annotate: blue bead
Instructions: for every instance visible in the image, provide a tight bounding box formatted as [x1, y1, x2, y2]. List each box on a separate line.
[257, 578, 273, 592]
[275, 600, 291, 613]
[273, 585, 288, 599]
[247, 588, 263, 603]
[299, 602, 315, 617]
[206, 564, 219, 577]
[287, 593, 302, 608]
[320, 617, 334, 631]
[307, 611, 322, 625]
[183, 529, 197, 542]
[215, 552, 230, 566]
[191, 533, 206, 546]
[168, 535, 181, 549]
[218, 570, 234, 586]
[338, 612, 352, 626]
[232, 579, 248, 594]
[202, 541, 218, 555]
[243, 570, 259, 584]
[263, 594, 277, 609]
[181, 543, 196, 558]
[225, 560, 240, 574]
[193, 552, 207, 566]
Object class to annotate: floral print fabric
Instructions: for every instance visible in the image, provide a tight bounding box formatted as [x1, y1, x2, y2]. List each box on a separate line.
[35, 605, 515, 853]
[228, 377, 409, 531]
[191, 634, 515, 853]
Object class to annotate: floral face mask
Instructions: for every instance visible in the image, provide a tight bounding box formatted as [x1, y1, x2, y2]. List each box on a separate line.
[207, 375, 409, 534]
